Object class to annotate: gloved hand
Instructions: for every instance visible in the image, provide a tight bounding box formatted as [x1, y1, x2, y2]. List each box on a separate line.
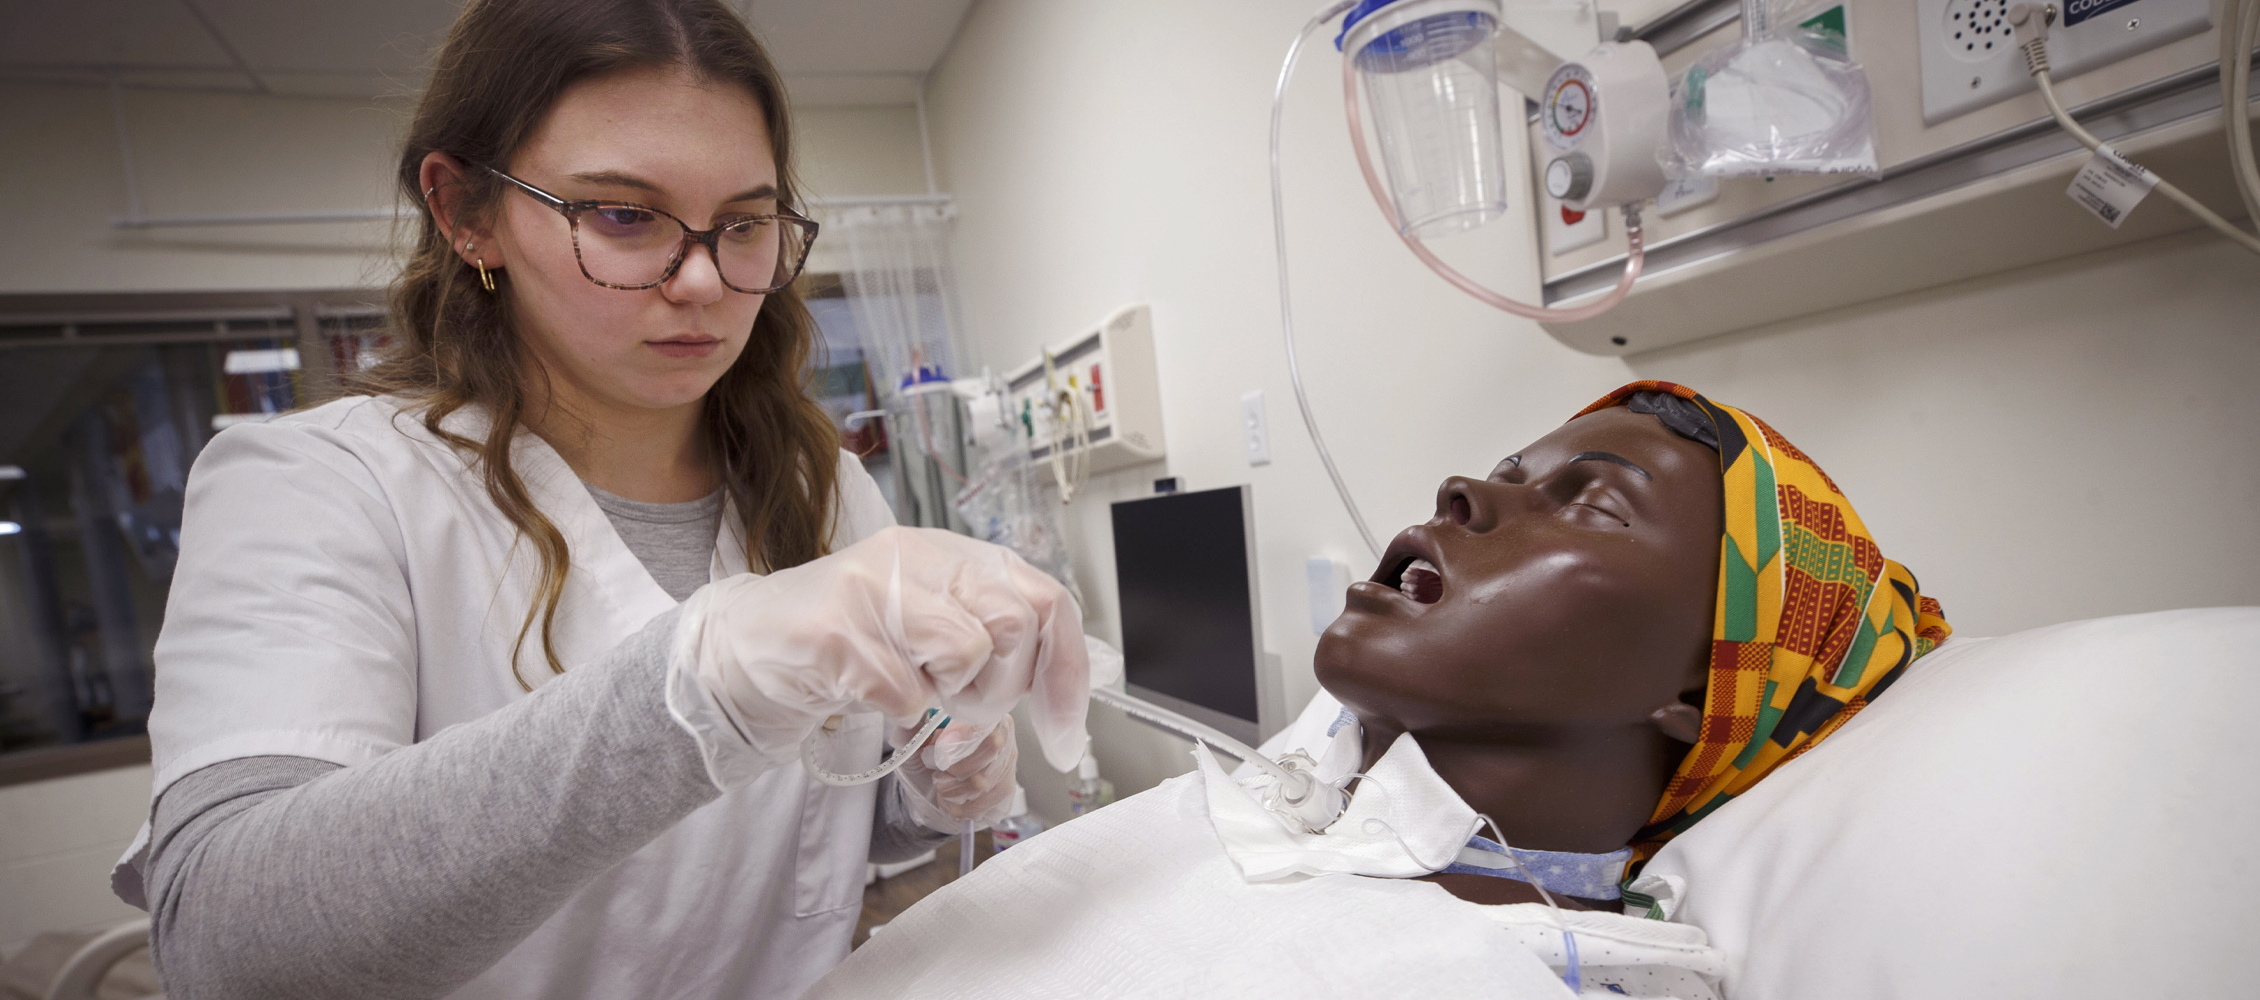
[671, 526, 1091, 787]
[894, 714, 1019, 831]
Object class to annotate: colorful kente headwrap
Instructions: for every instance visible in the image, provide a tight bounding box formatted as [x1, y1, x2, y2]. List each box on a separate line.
[1573, 382, 1952, 865]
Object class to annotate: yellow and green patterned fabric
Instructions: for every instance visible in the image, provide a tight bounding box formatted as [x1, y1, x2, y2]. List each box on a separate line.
[1574, 381, 1952, 864]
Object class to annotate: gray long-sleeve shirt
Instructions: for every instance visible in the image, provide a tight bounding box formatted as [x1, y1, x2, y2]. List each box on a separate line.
[140, 488, 949, 999]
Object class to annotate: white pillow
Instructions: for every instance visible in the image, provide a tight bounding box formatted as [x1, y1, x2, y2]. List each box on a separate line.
[1642, 607, 2260, 1000]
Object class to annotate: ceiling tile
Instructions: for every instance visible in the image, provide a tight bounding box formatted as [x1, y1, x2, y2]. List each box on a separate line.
[741, 0, 975, 75]
[0, 0, 235, 69]
[190, 0, 461, 77]
[0, 0, 972, 102]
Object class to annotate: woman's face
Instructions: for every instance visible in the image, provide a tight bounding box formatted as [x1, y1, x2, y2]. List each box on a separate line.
[1315, 407, 1725, 737]
[484, 64, 777, 414]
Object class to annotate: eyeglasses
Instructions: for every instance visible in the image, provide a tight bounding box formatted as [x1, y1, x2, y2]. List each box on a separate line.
[483, 165, 818, 294]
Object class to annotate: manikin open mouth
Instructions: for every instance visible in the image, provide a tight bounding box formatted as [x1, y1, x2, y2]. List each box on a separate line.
[1398, 558, 1442, 604]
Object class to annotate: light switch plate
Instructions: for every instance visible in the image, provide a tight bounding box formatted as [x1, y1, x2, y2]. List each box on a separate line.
[1242, 390, 1271, 466]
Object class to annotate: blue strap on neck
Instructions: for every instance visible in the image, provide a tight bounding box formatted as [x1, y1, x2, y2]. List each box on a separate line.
[1439, 836, 1632, 901]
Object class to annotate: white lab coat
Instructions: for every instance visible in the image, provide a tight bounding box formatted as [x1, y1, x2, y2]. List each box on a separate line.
[111, 394, 900, 1000]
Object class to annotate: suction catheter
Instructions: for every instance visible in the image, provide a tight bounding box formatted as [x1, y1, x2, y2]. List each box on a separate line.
[800, 706, 949, 787]
[1087, 686, 1349, 834]
[798, 690, 1350, 837]
[801, 708, 987, 876]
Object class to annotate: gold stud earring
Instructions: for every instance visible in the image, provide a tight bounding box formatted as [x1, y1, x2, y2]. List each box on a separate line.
[466, 239, 494, 292]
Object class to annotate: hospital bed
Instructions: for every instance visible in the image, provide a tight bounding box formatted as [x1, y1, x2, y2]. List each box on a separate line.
[808, 605, 2260, 999]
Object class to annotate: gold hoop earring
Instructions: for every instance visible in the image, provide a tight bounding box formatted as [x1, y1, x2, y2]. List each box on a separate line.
[466, 239, 495, 292]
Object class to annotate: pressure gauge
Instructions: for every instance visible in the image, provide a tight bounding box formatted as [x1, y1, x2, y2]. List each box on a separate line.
[1535, 42, 1670, 210]
[1541, 64, 1595, 150]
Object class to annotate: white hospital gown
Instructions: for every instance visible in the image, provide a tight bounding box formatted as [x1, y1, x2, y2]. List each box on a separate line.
[1481, 904, 1723, 999]
[802, 744, 1725, 1000]
[1230, 689, 1723, 998]
[804, 765, 1583, 999]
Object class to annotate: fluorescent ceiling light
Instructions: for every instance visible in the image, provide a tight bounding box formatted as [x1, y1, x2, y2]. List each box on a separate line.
[0, 522, 20, 535]
[224, 348, 302, 375]
[0, 466, 23, 481]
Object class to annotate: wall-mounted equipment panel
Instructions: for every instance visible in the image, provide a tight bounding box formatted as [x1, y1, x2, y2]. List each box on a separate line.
[1002, 303, 1166, 475]
[1530, 0, 2252, 356]
[1919, 0, 2211, 123]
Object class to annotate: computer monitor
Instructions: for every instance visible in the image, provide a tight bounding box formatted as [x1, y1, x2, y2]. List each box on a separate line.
[1108, 485, 1282, 745]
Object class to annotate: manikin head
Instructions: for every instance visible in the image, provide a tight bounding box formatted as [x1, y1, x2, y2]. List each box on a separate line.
[1317, 382, 1951, 867]
[1315, 397, 1723, 851]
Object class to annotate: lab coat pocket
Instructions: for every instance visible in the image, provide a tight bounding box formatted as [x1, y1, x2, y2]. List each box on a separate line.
[794, 712, 883, 917]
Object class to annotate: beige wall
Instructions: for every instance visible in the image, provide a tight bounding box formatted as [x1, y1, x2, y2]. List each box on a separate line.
[1629, 230, 2260, 636]
[0, 82, 929, 297]
[0, 83, 408, 295]
[796, 104, 931, 199]
[923, 0, 2260, 819]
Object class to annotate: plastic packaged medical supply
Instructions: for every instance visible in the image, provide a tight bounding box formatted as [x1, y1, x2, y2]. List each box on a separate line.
[1667, 0, 1876, 176]
[1068, 745, 1115, 816]
[990, 787, 1044, 853]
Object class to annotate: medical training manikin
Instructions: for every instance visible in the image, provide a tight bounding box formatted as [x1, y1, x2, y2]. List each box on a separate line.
[802, 383, 1950, 999]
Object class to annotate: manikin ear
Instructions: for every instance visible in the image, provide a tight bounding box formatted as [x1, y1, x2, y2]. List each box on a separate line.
[417, 151, 495, 268]
[1648, 702, 1703, 745]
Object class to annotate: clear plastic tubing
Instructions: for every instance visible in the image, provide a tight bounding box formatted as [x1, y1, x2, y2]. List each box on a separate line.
[1271, 0, 1384, 558]
[1088, 686, 1289, 785]
[1268, 0, 1648, 557]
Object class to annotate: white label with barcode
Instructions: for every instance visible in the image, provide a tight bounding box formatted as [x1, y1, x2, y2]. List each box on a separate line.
[2065, 146, 2159, 229]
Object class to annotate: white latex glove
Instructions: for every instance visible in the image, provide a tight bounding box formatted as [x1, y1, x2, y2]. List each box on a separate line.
[894, 713, 1018, 831]
[671, 526, 1091, 788]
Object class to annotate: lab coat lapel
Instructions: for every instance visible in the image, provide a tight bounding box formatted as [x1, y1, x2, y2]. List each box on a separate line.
[434, 405, 681, 683]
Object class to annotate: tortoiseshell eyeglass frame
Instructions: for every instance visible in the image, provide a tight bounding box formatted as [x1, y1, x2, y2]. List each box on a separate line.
[482, 165, 819, 294]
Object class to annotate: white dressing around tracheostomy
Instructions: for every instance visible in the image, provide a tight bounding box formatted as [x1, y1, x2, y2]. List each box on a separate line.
[1201, 720, 1480, 882]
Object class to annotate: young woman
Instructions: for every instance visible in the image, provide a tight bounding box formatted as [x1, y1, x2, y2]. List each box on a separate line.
[108, 2, 1086, 998]
[799, 383, 1952, 999]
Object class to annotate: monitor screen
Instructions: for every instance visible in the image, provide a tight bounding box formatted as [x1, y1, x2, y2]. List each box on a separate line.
[1110, 486, 1263, 739]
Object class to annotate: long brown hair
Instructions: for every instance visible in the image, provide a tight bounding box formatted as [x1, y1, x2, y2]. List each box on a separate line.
[352, 0, 842, 687]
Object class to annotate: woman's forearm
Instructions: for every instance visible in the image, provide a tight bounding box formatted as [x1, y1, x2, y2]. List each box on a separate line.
[144, 606, 720, 1000]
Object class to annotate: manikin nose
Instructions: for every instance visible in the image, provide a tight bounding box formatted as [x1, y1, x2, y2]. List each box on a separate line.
[1437, 477, 1490, 530]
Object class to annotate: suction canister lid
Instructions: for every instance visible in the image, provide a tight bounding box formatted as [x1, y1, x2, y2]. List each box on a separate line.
[1336, 0, 1499, 67]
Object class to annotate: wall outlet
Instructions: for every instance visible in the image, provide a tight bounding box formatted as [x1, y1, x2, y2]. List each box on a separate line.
[1306, 556, 1351, 634]
[1242, 390, 1271, 466]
